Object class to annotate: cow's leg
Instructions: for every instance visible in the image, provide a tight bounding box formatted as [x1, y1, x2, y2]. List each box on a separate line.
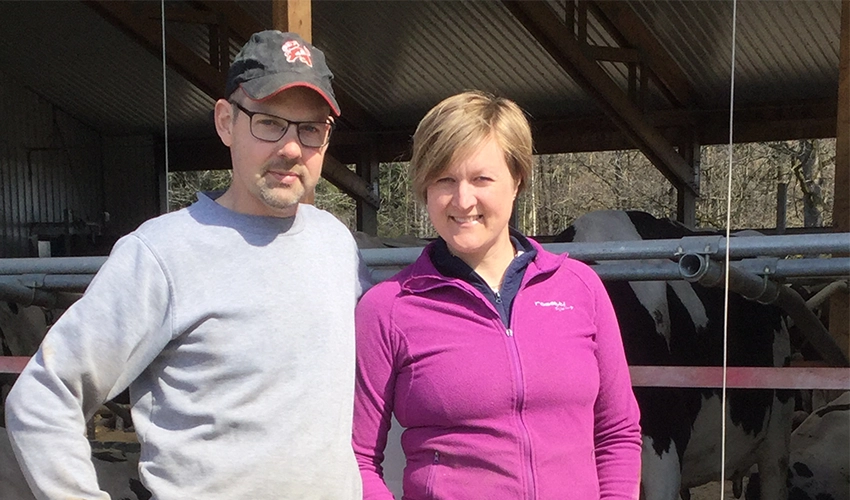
[753, 392, 792, 500]
[641, 434, 683, 500]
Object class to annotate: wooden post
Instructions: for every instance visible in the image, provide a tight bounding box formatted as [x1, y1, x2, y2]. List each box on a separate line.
[272, 0, 316, 204]
[830, 0, 850, 360]
[677, 133, 699, 229]
[356, 143, 379, 235]
[272, 0, 311, 42]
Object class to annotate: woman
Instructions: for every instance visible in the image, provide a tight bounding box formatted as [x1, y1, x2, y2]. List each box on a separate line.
[353, 91, 641, 499]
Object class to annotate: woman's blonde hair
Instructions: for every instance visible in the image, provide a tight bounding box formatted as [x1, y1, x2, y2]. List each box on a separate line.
[410, 90, 533, 204]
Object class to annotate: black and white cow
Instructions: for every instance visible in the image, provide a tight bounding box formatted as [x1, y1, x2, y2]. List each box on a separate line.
[746, 391, 849, 500]
[0, 301, 49, 427]
[0, 301, 47, 358]
[557, 210, 793, 500]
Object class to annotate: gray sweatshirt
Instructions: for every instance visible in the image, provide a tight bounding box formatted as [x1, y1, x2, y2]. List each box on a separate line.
[5, 193, 370, 499]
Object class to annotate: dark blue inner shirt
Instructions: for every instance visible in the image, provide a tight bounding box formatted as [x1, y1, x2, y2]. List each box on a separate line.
[429, 228, 537, 328]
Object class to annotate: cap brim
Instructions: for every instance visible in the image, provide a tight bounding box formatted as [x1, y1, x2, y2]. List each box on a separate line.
[239, 74, 340, 116]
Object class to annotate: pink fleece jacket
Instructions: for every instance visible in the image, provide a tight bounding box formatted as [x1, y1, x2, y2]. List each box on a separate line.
[353, 239, 642, 499]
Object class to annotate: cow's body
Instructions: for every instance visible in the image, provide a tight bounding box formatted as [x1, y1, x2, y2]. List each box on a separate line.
[0, 302, 49, 427]
[558, 210, 792, 500]
[746, 391, 849, 500]
[0, 301, 47, 357]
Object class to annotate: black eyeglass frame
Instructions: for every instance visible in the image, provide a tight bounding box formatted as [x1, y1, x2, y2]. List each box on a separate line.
[230, 101, 335, 148]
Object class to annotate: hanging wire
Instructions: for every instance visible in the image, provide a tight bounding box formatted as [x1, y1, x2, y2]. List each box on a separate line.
[719, 0, 739, 498]
[161, 0, 170, 211]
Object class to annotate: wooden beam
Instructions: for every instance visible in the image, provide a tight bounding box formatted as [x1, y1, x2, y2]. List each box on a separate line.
[273, 0, 312, 42]
[830, 0, 850, 360]
[584, 46, 641, 64]
[356, 144, 380, 234]
[269, 0, 316, 204]
[196, 0, 381, 132]
[165, 138, 231, 172]
[536, 99, 838, 152]
[676, 134, 699, 228]
[326, 99, 838, 164]
[85, 1, 226, 98]
[503, 0, 698, 194]
[192, 1, 263, 43]
[836, 0, 850, 235]
[264, 0, 377, 209]
[323, 156, 380, 209]
[89, 0, 378, 209]
[590, 1, 697, 108]
[166, 137, 380, 210]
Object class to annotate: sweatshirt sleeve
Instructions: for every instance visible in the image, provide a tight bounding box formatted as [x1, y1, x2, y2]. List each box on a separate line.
[352, 286, 400, 500]
[4, 234, 175, 500]
[588, 271, 642, 500]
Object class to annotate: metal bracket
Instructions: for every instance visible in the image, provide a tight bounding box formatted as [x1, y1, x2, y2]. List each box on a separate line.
[675, 235, 723, 258]
[17, 274, 47, 289]
[734, 258, 780, 278]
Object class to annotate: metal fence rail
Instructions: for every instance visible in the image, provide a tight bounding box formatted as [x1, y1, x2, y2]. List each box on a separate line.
[1, 233, 848, 284]
[1, 355, 846, 391]
[2, 232, 848, 383]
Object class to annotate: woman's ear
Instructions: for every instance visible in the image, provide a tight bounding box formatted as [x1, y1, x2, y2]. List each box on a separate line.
[214, 99, 234, 147]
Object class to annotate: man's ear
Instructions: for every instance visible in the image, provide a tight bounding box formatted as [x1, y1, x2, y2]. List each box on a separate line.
[214, 99, 234, 147]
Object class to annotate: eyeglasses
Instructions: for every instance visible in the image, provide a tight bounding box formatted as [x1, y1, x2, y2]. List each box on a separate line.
[230, 101, 334, 148]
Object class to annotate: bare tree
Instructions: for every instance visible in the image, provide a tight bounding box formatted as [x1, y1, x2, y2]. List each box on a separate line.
[168, 140, 836, 239]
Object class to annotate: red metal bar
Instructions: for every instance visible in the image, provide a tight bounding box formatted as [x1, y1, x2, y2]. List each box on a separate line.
[0, 356, 30, 374]
[1, 356, 847, 390]
[630, 366, 850, 390]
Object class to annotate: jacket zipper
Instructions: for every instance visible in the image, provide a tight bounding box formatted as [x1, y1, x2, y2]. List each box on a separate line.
[411, 280, 539, 497]
[504, 323, 536, 499]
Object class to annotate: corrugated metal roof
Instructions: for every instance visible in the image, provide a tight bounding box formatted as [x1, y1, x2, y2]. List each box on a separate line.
[0, 0, 841, 143]
[309, 1, 593, 127]
[629, 0, 840, 107]
[0, 1, 214, 138]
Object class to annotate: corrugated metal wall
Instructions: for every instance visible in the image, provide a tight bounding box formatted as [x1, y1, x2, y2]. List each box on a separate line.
[0, 71, 103, 258]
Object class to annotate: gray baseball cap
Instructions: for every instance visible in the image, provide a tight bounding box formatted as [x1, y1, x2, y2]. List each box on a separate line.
[225, 30, 340, 116]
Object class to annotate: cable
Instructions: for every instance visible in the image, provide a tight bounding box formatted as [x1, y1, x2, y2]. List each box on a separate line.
[719, 0, 739, 498]
[161, 0, 170, 212]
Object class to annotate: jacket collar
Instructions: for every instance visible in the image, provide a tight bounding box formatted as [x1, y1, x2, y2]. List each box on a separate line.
[399, 231, 568, 294]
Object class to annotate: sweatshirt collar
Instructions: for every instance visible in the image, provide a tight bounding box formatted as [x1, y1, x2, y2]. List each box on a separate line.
[190, 191, 307, 236]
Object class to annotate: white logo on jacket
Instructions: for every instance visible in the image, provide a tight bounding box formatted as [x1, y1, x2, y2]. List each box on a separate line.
[534, 301, 572, 311]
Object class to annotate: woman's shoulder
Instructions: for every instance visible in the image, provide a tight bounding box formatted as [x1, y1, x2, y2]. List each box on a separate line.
[546, 254, 605, 292]
[358, 270, 407, 311]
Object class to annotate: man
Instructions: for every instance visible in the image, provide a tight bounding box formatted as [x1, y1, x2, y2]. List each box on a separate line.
[5, 30, 370, 499]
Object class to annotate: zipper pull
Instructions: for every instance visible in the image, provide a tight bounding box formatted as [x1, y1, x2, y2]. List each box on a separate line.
[506, 328, 513, 337]
[433, 451, 440, 463]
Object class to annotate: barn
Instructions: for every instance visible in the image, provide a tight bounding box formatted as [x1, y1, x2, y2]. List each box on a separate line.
[0, 1, 848, 499]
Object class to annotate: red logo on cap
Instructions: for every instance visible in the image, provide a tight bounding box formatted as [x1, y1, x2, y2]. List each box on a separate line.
[282, 40, 313, 68]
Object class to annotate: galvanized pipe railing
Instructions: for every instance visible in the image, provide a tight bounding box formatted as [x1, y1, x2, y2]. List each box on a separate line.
[1, 233, 847, 273]
[1, 232, 848, 307]
[678, 253, 850, 367]
[362, 232, 850, 267]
